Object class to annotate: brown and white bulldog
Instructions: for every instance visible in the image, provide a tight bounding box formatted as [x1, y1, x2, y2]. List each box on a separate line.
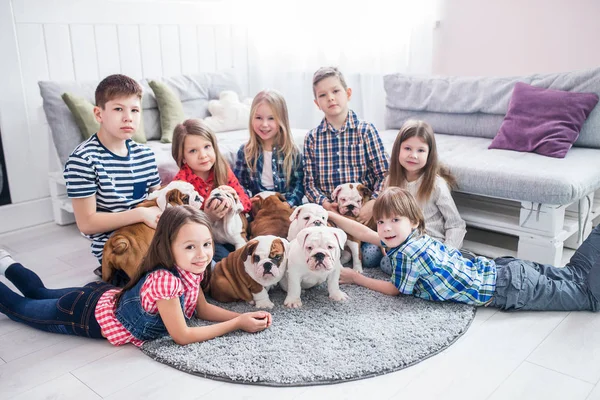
[287, 203, 328, 241]
[206, 187, 248, 249]
[102, 180, 203, 284]
[331, 183, 375, 272]
[202, 235, 290, 308]
[249, 191, 293, 239]
[280, 226, 348, 308]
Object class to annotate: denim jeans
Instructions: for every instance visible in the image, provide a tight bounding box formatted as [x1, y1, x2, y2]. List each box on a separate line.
[490, 224, 600, 311]
[214, 243, 235, 263]
[0, 263, 113, 338]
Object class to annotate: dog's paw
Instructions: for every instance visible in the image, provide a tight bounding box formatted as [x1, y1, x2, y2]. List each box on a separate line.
[284, 297, 303, 308]
[254, 299, 275, 309]
[329, 290, 349, 302]
[352, 261, 363, 273]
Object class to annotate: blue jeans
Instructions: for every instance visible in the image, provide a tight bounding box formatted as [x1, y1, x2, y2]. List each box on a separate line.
[214, 243, 235, 263]
[0, 263, 113, 338]
[491, 224, 600, 311]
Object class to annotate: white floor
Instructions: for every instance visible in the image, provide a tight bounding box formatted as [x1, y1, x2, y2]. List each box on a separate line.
[1, 223, 600, 400]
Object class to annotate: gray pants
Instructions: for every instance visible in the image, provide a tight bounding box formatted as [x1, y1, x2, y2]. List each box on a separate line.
[491, 224, 600, 311]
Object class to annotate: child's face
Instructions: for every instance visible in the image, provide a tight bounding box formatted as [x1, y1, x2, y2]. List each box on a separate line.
[376, 215, 418, 248]
[399, 136, 429, 181]
[251, 102, 279, 149]
[313, 76, 352, 120]
[94, 95, 141, 142]
[171, 222, 214, 275]
[182, 135, 216, 179]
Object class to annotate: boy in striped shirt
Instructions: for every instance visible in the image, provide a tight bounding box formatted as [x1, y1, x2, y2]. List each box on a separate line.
[63, 74, 161, 277]
[330, 187, 600, 312]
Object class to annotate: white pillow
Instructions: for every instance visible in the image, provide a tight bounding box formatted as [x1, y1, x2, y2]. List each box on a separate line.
[203, 90, 252, 133]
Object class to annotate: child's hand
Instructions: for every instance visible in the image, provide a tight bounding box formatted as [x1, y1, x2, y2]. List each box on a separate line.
[236, 311, 272, 332]
[322, 200, 339, 213]
[339, 267, 360, 285]
[139, 206, 162, 229]
[205, 198, 231, 220]
[357, 199, 374, 225]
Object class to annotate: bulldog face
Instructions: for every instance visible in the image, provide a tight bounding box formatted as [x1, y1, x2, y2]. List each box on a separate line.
[242, 236, 290, 286]
[206, 187, 244, 214]
[149, 180, 204, 211]
[331, 183, 372, 217]
[297, 227, 347, 272]
[289, 204, 328, 230]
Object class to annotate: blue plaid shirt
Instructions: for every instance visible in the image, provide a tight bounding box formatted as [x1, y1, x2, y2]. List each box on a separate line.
[303, 110, 389, 205]
[387, 231, 497, 306]
[234, 144, 305, 207]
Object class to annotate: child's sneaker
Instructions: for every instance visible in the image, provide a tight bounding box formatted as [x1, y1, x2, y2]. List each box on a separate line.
[0, 249, 15, 275]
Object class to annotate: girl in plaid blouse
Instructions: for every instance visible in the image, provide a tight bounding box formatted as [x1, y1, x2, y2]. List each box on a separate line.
[0, 206, 271, 346]
[234, 90, 304, 207]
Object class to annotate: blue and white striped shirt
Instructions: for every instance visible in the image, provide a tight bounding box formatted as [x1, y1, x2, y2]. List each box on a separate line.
[303, 110, 389, 205]
[63, 134, 161, 263]
[387, 231, 497, 306]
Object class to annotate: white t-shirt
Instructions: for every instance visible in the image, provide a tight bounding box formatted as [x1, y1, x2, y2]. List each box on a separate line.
[260, 150, 275, 190]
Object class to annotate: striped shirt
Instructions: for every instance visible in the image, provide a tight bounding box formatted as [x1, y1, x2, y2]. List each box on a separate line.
[63, 134, 160, 263]
[387, 231, 497, 306]
[303, 110, 389, 205]
[234, 144, 305, 207]
[95, 267, 203, 347]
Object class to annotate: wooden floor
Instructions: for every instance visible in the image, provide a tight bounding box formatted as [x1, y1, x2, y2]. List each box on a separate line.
[1, 223, 600, 400]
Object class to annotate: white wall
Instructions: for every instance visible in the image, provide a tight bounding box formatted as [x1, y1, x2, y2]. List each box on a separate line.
[433, 0, 600, 76]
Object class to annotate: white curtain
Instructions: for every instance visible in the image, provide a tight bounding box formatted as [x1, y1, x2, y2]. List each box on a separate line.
[239, 0, 439, 130]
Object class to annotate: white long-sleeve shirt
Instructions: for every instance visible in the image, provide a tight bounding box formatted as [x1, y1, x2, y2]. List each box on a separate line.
[405, 175, 466, 249]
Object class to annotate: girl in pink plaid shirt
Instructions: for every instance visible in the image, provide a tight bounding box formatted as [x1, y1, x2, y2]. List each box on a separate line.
[0, 206, 271, 346]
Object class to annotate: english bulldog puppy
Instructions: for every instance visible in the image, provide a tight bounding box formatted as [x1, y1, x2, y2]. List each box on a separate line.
[202, 235, 290, 308]
[280, 226, 348, 308]
[206, 187, 248, 249]
[331, 183, 375, 272]
[287, 203, 328, 241]
[249, 191, 293, 239]
[102, 181, 203, 285]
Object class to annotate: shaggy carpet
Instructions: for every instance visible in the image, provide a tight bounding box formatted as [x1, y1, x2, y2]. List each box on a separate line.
[141, 269, 476, 386]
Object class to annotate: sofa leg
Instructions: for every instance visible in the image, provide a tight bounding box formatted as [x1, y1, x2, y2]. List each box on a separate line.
[517, 235, 563, 265]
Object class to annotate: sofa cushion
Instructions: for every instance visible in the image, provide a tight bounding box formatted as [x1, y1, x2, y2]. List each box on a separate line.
[380, 130, 600, 205]
[489, 83, 599, 158]
[148, 80, 185, 143]
[61, 92, 147, 143]
[384, 67, 600, 149]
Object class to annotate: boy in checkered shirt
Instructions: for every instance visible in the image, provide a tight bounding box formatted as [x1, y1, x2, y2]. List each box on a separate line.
[303, 67, 389, 268]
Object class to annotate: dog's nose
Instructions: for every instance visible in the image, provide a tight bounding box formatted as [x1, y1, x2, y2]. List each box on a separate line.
[213, 192, 221, 198]
[313, 220, 323, 226]
[263, 262, 272, 272]
[194, 195, 201, 202]
[314, 252, 325, 261]
[346, 204, 355, 210]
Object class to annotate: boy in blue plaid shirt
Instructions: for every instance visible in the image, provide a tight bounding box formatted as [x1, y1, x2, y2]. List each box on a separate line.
[330, 187, 600, 311]
[304, 67, 389, 268]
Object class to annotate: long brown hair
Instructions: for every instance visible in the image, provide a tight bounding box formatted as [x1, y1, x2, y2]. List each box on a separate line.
[373, 187, 426, 236]
[387, 119, 457, 202]
[245, 90, 300, 187]
[171, 119, 230, 187]
[114, 205, 213, 305]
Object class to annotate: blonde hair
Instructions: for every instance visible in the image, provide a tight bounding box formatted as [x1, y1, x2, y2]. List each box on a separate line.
[373, 187, 426, 236]
[388, 119, 457, 202]
[312, 67, 348, 98]
[171, 119, 229, 187]
[245, 90, 300, 187]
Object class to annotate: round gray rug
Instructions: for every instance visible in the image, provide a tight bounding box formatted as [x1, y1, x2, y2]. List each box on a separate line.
[141, 269, 476, 386]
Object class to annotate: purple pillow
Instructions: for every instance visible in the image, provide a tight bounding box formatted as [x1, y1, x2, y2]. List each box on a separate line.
[489, 82, 599, 158]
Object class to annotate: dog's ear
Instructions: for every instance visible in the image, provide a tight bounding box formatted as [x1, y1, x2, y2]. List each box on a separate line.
[156, 190, 168, 211]
[166, 189, 184, 206]
[250, 196, 263, 217]
[331, 185, 343, 202]
[276, 237, 290, 256]
[297, 228, 312, 248]
[357, 184, 372, 202]
[331, 227, 347, 250]
[241, 240, 260, 262]
[289, 205, 303, 221]
[276, 192, 286, 202]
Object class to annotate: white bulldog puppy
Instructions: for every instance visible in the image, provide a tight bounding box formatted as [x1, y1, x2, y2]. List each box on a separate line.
[147, 180, 204, 211]
[280, 226, 348, 308]
[287, 203, 329, 241]
[331, 183, 374, 272]
[206, 187, 246, 249]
